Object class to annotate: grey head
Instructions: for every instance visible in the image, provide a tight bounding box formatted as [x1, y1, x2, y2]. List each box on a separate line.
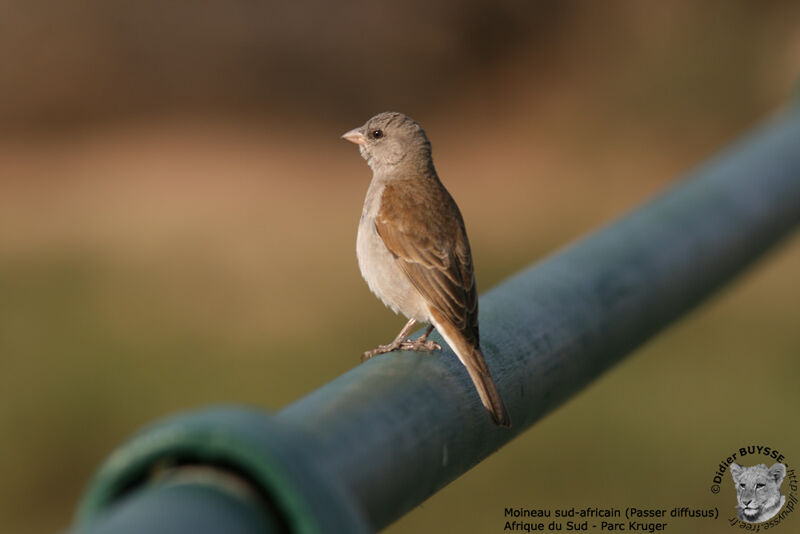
[342, 112, 433, 174]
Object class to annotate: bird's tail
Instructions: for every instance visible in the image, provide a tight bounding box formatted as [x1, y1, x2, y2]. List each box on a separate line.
[461, 346, 511, 427]
[432, 317, 511, 427]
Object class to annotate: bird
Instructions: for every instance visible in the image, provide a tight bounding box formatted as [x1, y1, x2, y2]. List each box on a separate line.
[341, 111, 511, 427]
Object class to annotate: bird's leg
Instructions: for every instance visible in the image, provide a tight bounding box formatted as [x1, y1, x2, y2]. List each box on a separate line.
[361, 318, 418, 361]
[398, 324, 441, 352]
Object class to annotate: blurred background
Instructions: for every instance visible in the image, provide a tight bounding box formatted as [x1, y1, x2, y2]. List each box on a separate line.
[1, 1, 800, 533]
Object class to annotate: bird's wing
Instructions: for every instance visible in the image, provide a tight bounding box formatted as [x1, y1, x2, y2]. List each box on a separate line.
[375, 180, 480, 348]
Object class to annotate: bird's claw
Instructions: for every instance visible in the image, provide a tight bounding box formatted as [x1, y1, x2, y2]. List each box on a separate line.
[360, 338, 441, 362]
[398, 338, 441, 352]
[361, 344, 393, 362]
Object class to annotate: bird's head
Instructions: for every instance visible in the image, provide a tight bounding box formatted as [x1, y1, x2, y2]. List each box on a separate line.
[342, 112, 432, 173]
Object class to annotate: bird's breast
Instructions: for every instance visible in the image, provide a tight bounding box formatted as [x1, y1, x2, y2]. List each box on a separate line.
[357, 181, 429, 322]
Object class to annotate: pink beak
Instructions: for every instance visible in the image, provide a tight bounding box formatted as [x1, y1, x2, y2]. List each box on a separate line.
[341, 128, 367, 145]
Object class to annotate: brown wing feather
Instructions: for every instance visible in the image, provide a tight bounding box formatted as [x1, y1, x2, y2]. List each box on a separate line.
[375, 178, 479, 346]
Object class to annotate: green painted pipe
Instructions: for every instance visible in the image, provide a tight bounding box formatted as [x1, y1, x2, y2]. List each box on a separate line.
[73, 106, 800, 533]
[75, 408, 373, 533]
[74, 477, 282, 534]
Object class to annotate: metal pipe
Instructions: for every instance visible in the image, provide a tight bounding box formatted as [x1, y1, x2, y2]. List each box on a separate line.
[73, 471, 283, 534]
[73, 106, 800, 533]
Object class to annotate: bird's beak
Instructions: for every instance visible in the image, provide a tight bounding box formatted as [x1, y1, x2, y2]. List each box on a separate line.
[341, 128, 367, 145]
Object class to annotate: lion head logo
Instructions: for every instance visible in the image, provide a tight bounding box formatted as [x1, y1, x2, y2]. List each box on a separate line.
[730, 462, 787, 523]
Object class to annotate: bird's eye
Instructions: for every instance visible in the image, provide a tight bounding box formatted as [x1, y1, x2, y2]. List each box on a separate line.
[371, 129, 383, 139]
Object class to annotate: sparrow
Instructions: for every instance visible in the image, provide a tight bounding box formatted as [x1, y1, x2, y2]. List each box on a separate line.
[342, 112, 511, 427]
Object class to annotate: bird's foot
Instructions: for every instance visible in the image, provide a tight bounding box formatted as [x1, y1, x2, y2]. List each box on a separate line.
[361, 338, 441, 362]
[397, 339, 442, 353]
[361, 342, 400, 362]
